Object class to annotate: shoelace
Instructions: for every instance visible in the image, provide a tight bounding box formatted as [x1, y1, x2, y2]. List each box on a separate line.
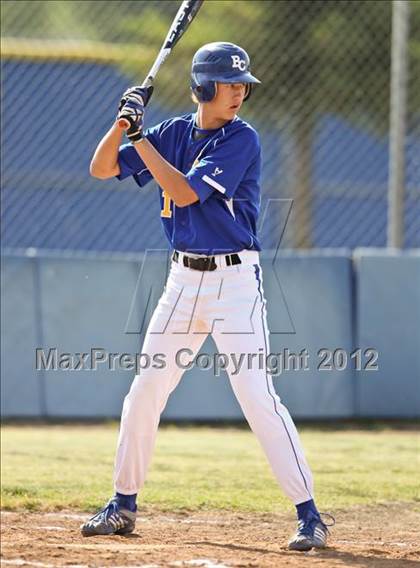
[298, 511, 335, 536]
[319, 512, 336, 528]
[88, 499, 119, 524]
[103, 500, 120, 521]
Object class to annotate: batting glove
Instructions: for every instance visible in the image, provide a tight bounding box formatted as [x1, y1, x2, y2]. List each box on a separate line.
[118, 85, 154, 113]
[117, 85, 154, 143]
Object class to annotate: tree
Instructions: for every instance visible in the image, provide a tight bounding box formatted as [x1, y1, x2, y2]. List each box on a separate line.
[252, 0, 393, 246]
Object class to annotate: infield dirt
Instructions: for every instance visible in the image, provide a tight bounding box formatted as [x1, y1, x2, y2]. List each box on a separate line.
[1, 503, 419, 567]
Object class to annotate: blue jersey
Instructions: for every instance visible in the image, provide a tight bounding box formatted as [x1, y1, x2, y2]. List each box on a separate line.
[117, 113, 261, 255]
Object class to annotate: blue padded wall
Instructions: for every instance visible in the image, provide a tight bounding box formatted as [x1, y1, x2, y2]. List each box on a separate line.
[354, 249, 420, 417]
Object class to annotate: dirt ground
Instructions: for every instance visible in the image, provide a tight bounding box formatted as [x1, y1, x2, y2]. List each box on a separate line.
[1, 503, 419, 568]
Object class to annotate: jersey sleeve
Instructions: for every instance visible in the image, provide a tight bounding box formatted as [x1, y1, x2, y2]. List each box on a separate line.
[116, 125, 160, 187]
[185, 127, 259, 204]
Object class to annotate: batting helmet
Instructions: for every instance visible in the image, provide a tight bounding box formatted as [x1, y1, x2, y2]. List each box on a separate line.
[191, 42, 261, 103]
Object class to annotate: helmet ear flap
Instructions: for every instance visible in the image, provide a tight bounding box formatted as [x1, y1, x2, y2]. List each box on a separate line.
[195, 85, 204, 101]
[191, 78, 216, 103]
[191, 72, 201, 102]
[203, 82, 217, 102]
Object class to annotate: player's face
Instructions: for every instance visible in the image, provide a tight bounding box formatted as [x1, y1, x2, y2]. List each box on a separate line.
[212, 82, 247, 120]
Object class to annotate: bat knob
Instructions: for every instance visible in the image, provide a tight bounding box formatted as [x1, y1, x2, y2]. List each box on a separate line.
[118, 118, 130, 129]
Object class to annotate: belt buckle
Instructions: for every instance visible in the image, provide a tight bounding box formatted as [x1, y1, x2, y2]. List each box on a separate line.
[178, 252, 218, 271]
[201, 256, 217, 271]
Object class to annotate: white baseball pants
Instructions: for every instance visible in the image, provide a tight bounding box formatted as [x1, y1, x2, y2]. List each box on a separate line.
[114, 251, 314, 505]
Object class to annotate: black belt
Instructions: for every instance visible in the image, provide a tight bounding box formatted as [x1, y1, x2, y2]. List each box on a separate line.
[172, 251, 241, 271]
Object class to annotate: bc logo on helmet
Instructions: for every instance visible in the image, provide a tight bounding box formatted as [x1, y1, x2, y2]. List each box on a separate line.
[231, 55, 247, 71]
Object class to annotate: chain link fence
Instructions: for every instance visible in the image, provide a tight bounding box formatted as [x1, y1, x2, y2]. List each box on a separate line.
[1, 0, 419, 252]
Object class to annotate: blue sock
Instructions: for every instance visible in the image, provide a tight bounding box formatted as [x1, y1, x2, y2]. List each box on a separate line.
[115, 492, 137, 512]
[296, 499, 319, 520]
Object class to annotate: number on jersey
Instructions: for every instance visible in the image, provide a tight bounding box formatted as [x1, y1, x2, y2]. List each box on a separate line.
[161, 191, 172, 218]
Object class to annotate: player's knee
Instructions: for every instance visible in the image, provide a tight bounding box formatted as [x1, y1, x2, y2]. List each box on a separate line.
[126, 372, 168, 404]
[232, 375, 283, 415]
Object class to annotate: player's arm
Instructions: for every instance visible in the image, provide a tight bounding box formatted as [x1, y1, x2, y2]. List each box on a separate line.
[90, 85, 154, 180]
[90, 123, 122, 179]
[133, 139, 198, 207]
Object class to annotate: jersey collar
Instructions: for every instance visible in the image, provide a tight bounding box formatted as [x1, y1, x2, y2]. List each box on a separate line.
[192, 113, 237, 139]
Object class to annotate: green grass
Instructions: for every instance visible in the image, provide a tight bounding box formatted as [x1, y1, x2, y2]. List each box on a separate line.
[1, 423, 419, 512]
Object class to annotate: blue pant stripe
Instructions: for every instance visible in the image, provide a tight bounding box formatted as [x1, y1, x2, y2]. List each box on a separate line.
[254, 264, 313, 501]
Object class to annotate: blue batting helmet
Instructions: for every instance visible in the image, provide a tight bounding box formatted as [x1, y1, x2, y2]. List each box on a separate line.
[191, 42, 261, 103]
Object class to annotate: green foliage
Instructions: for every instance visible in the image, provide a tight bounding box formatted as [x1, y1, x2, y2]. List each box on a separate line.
[115, 1, 268, 108]
[254, 1, 393, 129]
[1, 424, 418, 512]
[1, 0, 418, 125]
[1, 1, 46, 38]
[408, 0, 420, 119]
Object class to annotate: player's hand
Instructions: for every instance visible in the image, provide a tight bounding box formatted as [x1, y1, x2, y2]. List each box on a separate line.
[118, 85, 154, 114]
[117, 86, 154, 143]
[117, 102, 145, 143]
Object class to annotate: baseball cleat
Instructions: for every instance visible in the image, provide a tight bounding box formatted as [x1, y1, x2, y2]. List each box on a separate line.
[80, 497, 136, 537]
[288, 511, 334, 551]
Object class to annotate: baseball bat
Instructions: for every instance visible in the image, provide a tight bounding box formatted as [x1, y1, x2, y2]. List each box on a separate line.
[118, 0, 204, 129]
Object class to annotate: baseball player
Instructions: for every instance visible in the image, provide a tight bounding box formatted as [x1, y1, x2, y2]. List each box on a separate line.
[81, 42, 332, 551]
